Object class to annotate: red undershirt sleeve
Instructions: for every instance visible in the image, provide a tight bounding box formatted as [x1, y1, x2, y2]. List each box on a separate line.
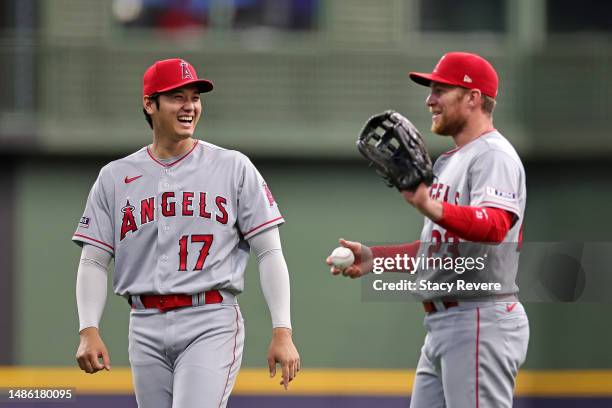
[371, 241, 421, 272]
[436, 201, 514, 243]
[371, 241, 420, 259]
[366, 203, 513, 273]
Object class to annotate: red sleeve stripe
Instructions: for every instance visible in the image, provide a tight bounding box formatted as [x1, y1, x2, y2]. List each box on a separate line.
[73, 233, 114, 251]
[476, 200, 519, 214]
[243, 217, 284, 237]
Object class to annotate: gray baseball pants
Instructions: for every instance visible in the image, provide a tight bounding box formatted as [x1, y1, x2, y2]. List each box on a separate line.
[128, 295, 244, 408]
[410, 301, 529, 408]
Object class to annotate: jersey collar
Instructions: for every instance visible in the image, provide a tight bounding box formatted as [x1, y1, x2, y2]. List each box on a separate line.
[146, 140, 199, 168]
[441, 128, 496, 156]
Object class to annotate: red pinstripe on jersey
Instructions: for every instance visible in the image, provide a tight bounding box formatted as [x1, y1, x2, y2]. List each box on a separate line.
[218, 305, 240, 408]
[475, 307, 481, 408]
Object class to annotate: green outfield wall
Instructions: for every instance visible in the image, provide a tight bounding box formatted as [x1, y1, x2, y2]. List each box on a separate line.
[12, 157, 612, 369]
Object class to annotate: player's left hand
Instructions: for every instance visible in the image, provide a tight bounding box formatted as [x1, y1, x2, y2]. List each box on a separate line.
[267, 327, 300, 390]
[402, 183, 443, 221]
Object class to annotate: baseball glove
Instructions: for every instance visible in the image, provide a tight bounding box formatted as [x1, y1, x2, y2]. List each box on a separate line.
[357, 110, 434, 191]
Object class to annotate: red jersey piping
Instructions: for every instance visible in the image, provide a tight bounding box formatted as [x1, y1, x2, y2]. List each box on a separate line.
[146, 140, 199, 168]
[441, 129, 497, 156]
[243, 217, 284, 237]
[478, 200, 520, 214]
[475, 307, 481, 408]
[73, 233, 114, 251]
[217, 305, 240, 408]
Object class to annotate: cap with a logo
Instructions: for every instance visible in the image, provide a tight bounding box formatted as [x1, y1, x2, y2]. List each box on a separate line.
[143, 58, 213, 96]
[409, 52, 498, 98]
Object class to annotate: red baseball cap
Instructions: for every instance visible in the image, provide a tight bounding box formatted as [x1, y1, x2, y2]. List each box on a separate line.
[143, 58, 214, 96]
[409, 52, 498, 98]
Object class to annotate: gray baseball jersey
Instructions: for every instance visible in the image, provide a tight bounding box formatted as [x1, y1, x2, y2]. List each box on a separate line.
[73, 139, 282, 407]
[410, 131, 529, 408]
[73, 139, 284, 296]
[415, 130, 526, 300]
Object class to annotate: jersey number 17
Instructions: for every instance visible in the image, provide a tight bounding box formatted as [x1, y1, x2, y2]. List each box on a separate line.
[178, 234, 214, 271]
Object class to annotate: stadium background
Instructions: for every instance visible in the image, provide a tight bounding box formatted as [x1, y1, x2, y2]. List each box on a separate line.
[1, 0, 611, 406]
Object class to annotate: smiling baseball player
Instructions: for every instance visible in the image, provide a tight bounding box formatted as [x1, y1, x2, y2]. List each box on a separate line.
[73, 58, 300, 408]
[328, 52, 529, 407]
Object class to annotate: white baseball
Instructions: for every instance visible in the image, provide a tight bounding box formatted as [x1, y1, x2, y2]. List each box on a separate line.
[330, 247, 355, 269]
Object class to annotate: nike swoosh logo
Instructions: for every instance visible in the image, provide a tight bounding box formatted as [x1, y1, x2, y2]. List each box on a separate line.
[506, 302, 517, 312]
[124, 175, 143, 184]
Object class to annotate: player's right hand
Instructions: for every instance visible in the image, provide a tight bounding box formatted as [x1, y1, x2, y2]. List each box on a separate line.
[76, 327, 111, 374]
[326, 238, 373, 279]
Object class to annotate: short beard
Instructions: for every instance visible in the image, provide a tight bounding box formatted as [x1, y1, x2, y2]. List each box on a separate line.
[431, 88, 469, 136]
[431, 112, 467, 136]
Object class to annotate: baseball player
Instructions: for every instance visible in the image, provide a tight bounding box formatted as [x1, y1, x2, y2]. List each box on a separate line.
[73, 58, 300, 408]
[327, 52, 529, 407]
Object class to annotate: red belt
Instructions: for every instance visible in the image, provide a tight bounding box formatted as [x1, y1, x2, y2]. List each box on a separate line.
[131, 290, 223, 312]
[422, 300, 459, 314]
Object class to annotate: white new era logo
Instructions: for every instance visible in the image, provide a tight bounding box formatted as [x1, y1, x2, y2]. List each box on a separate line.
[463, 75, 472, 83]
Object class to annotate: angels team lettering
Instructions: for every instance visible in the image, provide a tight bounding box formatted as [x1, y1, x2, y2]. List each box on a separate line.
[120, 191, 229, 241]
[429, 183, 460, 204]
[428, 183, 461, 257]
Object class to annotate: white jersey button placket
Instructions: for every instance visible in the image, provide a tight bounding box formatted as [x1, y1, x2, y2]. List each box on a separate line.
[157, 168, 173, 291]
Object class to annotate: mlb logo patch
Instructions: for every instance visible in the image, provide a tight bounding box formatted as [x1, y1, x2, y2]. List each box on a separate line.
[486, 186, 516, 201]
[79, 216, 90, 228]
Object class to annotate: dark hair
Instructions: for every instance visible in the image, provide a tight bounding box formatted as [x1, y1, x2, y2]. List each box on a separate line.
[143, 94, 160, 129]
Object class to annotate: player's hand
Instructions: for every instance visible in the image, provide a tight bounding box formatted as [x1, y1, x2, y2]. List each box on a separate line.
[267, 328, 300, 390]
[326, 238, 373, 278]
[76, 327, 111, 374]
[402, 183, 443, 221]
